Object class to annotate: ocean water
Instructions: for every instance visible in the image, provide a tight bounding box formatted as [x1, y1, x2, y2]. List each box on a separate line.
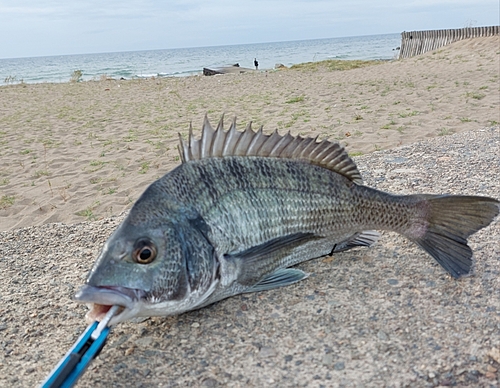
[1, 33, 400, 84]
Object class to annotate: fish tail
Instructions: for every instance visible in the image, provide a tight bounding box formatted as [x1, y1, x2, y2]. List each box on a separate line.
[405, 195, 499, 278]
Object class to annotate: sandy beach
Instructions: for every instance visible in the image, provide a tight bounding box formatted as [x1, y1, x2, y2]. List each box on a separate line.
[0, 36, 499, 231]
[0, 36, 499, 387]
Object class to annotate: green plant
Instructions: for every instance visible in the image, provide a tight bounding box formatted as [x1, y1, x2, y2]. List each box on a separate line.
[381, 120, 396, 129]
[76, 208, 95, 220]
[466, 92, 485, 100]
[88, 160, 106, 172]
[139, 161, 150, 174]
[398, 111, 418, 118]
[380, 86, 390, 96]
[3, 75, 22, 84]
[0, 195, 15, 209]
[34, 170, 50, 178]
[285, 96, 305, 104]
[76, 201, 100, 221]
[70, 70, 83, 83]
[290, 59, 381, 72]
[437, 128, 452, 136]
[123, 130, 138, 142]
[4, 75, 16, 84]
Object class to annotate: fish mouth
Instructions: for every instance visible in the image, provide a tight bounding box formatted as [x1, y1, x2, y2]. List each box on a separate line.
[74, 285, 146, 324]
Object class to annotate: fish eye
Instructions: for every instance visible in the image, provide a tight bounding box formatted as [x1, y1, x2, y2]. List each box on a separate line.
[133, 239, 157, 264]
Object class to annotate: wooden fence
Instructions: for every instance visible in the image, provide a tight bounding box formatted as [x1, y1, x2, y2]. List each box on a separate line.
[399, 26, 499, 59]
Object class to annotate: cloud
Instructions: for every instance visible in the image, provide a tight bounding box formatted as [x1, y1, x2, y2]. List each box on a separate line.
[0, 0, 498, 58]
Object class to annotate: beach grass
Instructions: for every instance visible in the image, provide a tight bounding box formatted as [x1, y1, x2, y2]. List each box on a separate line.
[290, 59, 383, 71]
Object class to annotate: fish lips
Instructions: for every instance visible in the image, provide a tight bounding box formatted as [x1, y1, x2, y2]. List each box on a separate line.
[74, 285, 145, 323]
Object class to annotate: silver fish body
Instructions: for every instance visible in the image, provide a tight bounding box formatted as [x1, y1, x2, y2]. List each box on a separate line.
[75, 117, 500, 324]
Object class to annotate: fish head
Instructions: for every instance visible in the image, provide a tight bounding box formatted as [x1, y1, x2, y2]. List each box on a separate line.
[74, 189, 218, 325]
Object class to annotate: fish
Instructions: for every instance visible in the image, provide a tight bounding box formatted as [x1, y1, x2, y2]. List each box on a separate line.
[74, 116, 500, 325]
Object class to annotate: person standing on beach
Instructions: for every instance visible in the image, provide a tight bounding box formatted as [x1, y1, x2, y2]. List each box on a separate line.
[254, 58, 259, 70]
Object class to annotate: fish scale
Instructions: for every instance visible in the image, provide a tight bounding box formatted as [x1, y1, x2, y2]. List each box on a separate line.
[74, 116, 499, 324]
[165, 157, 412, 266]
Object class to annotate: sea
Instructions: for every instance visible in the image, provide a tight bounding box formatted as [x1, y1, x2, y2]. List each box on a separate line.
[0, 33, 400, 85]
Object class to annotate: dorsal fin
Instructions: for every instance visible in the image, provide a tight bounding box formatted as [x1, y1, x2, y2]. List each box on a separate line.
[178, 115, 363, 184]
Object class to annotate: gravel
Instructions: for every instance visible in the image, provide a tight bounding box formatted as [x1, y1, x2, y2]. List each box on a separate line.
[0, 127, 499, 387]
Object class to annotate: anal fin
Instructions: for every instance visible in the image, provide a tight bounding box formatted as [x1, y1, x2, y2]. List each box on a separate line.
[332, 230, 380, 253]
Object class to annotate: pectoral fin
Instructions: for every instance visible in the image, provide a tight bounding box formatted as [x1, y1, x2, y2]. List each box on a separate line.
[248, 268, 308, 292]
[225, 232, 321, 286]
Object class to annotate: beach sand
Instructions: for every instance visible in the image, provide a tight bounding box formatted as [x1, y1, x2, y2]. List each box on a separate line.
[0, 36, 499, 387]
[0, 36, 499, 231]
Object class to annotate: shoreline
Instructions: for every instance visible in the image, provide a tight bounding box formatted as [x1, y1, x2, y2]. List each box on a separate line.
[1, 58, 395, 87]
[1, 34, 401, 85]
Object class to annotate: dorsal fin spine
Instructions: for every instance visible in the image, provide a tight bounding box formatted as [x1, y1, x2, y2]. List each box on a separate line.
[247, 126, 264, 155]
[223, 120, 237, 156]
[177, 116, 363, 184]
[216, 114, 225, 131]
[298, 136, 319, 159]
[212, 127, 225, 157]
[187, 123, 194, 160]
[234, 123, 255, 156]
[283, 136, 305, 158]
[310, 140, 330, 160]
[270, 131, 292, 156]
[262, 129, 282, 156]
[316, 143, 338, 162]
[178, 133, 186, 162]
[201, 115, 214, 159]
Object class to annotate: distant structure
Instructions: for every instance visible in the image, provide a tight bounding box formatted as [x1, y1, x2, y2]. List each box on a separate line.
[203, 65, 254, 76]
[399, 25, 499, 59]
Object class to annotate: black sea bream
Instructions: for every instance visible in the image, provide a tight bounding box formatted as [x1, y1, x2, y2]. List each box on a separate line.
[75, 117, 500, 325]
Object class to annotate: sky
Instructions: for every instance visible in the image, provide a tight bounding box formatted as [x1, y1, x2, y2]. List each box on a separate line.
[1, 0, 499, 59]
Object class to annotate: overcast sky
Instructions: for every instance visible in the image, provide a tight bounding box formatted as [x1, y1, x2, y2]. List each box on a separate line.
[1, 0, 498, 59]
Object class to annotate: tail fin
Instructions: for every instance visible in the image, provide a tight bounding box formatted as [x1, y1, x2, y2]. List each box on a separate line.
[408, 195, 499, 278]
